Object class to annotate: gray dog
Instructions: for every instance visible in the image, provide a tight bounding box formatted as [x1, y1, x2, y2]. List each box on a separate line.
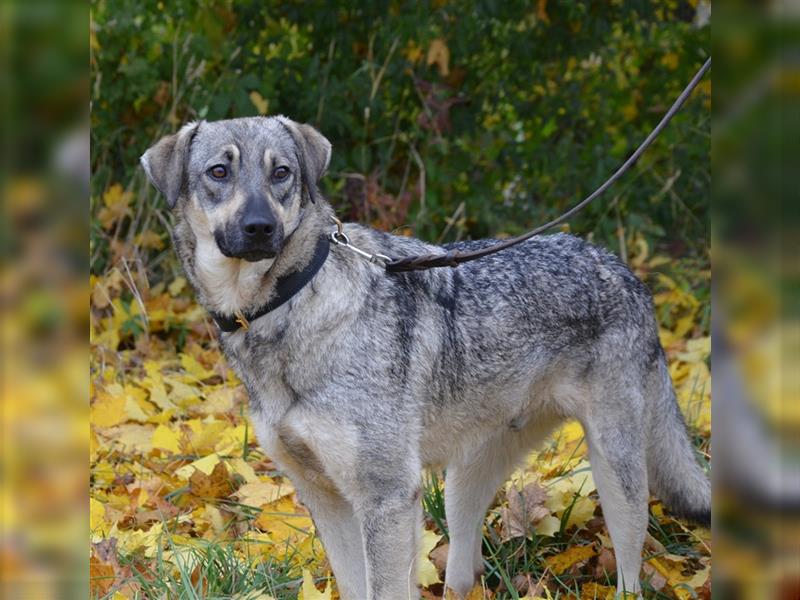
[141, 116, 710, 599]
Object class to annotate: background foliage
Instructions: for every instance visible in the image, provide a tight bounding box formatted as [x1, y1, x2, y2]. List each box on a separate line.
[90, 0, 709, 280]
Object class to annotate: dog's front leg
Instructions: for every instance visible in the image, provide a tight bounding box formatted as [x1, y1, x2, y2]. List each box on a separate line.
[295, 482, 367, 599]
[356, 473, 423, 600]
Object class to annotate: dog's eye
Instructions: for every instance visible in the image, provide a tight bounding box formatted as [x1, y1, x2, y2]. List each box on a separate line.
[208, 165, 228, 180]
[272, 166, 290, 181]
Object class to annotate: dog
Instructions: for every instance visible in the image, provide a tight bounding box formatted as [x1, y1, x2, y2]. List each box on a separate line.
[141, 116, 711, 599]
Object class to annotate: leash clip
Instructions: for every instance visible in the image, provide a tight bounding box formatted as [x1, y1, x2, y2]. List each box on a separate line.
[329, 223, 391, 268]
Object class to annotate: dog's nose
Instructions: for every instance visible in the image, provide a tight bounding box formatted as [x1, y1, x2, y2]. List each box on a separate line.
[242, 217, 275, 239]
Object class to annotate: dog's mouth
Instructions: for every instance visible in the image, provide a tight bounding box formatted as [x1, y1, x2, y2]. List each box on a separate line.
[231, 249, 277, 262]
[214, 231, 280, 262]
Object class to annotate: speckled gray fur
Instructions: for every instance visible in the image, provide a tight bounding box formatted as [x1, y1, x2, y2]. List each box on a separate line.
[142, 117, 711, 600]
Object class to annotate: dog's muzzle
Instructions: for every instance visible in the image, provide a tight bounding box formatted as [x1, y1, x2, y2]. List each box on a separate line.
[215, 194, 284, 261]
[214, 222, 284, 262]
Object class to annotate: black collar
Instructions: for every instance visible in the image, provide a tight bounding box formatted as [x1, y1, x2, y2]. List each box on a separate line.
[210, 235, 330, 333]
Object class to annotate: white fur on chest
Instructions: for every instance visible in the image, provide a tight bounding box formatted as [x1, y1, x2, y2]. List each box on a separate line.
[194, 236, 274, 315]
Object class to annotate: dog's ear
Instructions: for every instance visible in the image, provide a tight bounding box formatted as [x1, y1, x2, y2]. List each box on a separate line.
[140, 121, 202, 209]
[278, 118, 332, 204]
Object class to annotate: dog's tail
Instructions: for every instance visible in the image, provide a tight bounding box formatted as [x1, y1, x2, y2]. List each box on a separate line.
[646, 357, 711, 526]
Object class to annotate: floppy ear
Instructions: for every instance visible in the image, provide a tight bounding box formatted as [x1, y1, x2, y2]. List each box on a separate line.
[277, 117, 332, 204]
[140, 121, 202, 209]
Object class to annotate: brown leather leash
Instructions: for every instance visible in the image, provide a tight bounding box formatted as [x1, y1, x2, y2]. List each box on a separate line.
[376, 57, 711, 273]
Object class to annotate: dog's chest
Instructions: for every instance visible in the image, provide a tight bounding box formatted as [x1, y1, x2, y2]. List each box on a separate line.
[218, 329, 296, 419]
[219, 323, 335, 420]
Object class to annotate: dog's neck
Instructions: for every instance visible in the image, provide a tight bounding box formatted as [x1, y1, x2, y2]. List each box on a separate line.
[175, 202, 332, 318]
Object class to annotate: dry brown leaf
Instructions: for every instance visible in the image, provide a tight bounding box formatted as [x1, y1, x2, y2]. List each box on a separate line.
[189, 460, 232, 499]
[593, 546, 616, 580]
[90, 554, 116, 597]
[190, 563, 209, 596]
[500, 482, 550, 540]
[642, 562, 667, 591]
[429, 541, 449, 574]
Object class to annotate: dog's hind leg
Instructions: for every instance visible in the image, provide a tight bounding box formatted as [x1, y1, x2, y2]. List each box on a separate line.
[444, 416, 560, 597]
[580, 387, 649, 597]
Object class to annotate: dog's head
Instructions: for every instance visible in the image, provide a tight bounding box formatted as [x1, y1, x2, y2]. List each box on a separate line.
[141, 116, 331, 262]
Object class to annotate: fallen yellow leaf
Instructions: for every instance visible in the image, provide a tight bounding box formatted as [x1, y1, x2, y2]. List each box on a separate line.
[535, 514, 561, 537]
[565, 495, 596, 529]
[418, 528, 443, 586]
[580, 582, 615, 600]
[175, 452, 222, 479]
[254, 496, 313, 546]
[544, 544, 597, 575]
[299, 569, 332, 600]
[152, 423, 181, 453]
[236, 480, 291, 507]
[89, 497, 108, 536]
[228, 458, 260, 484]
[91, 390, 126, 428]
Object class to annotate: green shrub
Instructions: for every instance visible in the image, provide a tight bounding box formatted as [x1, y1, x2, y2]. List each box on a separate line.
[91, 0, 709, 280]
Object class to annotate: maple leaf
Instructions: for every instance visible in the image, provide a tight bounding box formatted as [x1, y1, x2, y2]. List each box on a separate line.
[189, 460, 232, 499]
[500, 481, 551, 540]
[535, 515, 561, 537]
[445, 586, 485, 600]
[92, 389, 127, 428]
[176, 452, 222, 479]
[90, 497, 109, 537]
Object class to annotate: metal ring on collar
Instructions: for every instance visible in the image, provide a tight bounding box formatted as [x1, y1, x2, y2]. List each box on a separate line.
[330, 230, 350, 245]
